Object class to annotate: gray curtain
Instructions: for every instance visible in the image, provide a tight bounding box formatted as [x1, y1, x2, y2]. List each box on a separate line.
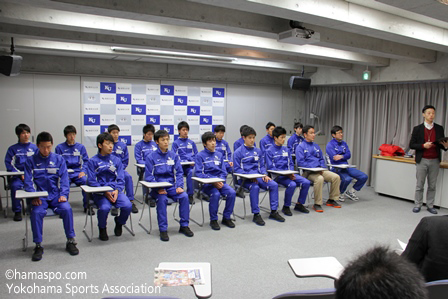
[304, 82, 448, 186]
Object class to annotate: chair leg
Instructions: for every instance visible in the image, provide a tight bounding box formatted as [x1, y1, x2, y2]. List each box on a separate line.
[1, 176, 9, 218]
[174, 185, 204, 227]
[21, 199, 27, 251]
[133, 170, 144, 204]
[138, 195, 152, 234]
[82, 195, 94, 242]
[259, 191, 270, 213]
[123, 213, 135, 236]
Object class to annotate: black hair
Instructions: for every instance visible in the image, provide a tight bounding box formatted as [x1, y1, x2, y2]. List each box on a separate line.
[336, 246, 428, 299]
[143, 124, 155, 135]
[154, 130, 169, 142]
[214, 125, 226, 133]
[265, 122, 275, 130]
[422, 105, 436, 113]
[239, 125, 248, 135]
[302, 125, 314, 135]
[177, 121, 190, 131]
[242, 126, 256, 137]
[36, 131, 53, 145]
[96, 132, 114, 149]
[15, 123, 31, 138]
[108, 124, 120, 133]
[201, 131, 216, 145]
[63, 125, 77, 137]
[331, 125, 343, 136]
[294, 122, 303, 130]
[272, 126, 287, 139]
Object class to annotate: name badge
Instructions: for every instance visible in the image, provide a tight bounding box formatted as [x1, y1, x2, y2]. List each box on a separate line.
[282, 152, 288, 157]
[221, 146, 226, 151]
[73, 151, 80, 156]
[27, 151, 34, 157]
[214, 161, 220, 165]
[187, 144, 193, 149]
[116, 149, 123, 155]
[47, 168, 57, 174]
[167, 160, 175, 165]
[254, 156, 259, 161]
[109, 165, 116, 172]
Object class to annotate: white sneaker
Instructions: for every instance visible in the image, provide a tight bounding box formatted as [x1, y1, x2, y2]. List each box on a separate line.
[345, 190, 359, 201]
[338, 194, 345, 202]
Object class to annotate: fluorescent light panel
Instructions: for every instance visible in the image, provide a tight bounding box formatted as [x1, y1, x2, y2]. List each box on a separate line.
[111, 47, 237, 62]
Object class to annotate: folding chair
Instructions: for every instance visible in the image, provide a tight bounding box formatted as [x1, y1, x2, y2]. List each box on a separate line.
[138, 181, 172, 234]
[233, 173, 268, 219]
[133, 164, 146, 204]
[173, 177, 206, 227]
[81, 186, 134, 242]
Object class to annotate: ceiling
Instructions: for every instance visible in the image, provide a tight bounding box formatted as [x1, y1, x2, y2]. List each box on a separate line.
[0, 0, 447, 74]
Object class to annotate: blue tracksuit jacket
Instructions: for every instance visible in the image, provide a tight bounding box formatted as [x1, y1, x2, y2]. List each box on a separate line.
[295, 141, 326, 168]
[24, 152, 70, 201]
[55, 142, 89, 175]
[111, 141, 129, 169]
[86, 153, 125, 192]
[5, 142, 38, 172]
[233, 145, 267, 175]
[144, 148, 184, 188]
[287, 134, 304, 155]
[215, 138, 232, 161]
[195, 148, 227, 180]
[171, 137, 198, 162]
[325, 139, 351, 166]
[259, 134, 275, 153]
[134, 140, 158, 164]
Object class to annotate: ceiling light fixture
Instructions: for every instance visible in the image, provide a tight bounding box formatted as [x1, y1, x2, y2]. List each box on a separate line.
[111, 47, 237, 62]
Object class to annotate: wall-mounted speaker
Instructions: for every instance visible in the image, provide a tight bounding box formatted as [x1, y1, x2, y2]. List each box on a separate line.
[0, 55, 22, 76]
[289, 76, 311, 91]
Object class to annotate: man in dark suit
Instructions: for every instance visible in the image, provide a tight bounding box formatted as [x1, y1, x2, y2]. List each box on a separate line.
[409, 105, 448, 214]
[402, 216, 448, 282]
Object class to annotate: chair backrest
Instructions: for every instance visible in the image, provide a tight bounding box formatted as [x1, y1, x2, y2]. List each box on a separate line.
[273, 288, 336, 299]
[426, 279, 448, 299]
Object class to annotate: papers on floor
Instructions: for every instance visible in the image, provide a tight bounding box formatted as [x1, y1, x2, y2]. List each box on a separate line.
[154, 267, 204, 287]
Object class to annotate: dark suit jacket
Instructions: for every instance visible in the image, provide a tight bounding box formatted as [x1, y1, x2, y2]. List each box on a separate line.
[409, 123, 446, 163]
[402, 216, 448, 282]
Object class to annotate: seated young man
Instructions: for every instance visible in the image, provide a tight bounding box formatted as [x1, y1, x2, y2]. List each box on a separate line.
[233, 124, 258, 151]
[5, 123, 38, 222]
[259, 122, 276, 153]
[214, 125, 233, 174]
[134, 124, 158, 205]
[55, 125, 90, 214]
[171, 121, 197, 204]
[266, 126, 311, 215]
[86, 132, 132, 241]
[295, 125, 341, 212]
[145, 130, 194, 242]
[195, 131, 236, 230]
[233, 126, 284, 226]
[287, 122, 304, 158]
[24, 131, 78, 261]
[326, 125, 368, 201]
[108, 124, 138, 214]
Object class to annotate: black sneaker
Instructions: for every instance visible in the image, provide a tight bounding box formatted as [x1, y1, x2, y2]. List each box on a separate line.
[32, 245, 44, 261]
[179, 226, 194, 237]
[269, 211, 285, 222]
[294, 203, 310, 214]
[131, 202, 138, 214]
[210, 220, 220, 230]
[160, 231, 169, 242]
[282, 206, 292, 216]
[13, 211, 22, 222]
[221, 218, 235, 228]
[114, 217, 123, 236]
[189, 195, 195, 205]
[236, 189, 246, 199]
[150, 199, 156, 207]
[66, 239, 79, 256]
[99, 228, 109, 241]
[253, 214, 265, 226]
[111, 207, 118, 216]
